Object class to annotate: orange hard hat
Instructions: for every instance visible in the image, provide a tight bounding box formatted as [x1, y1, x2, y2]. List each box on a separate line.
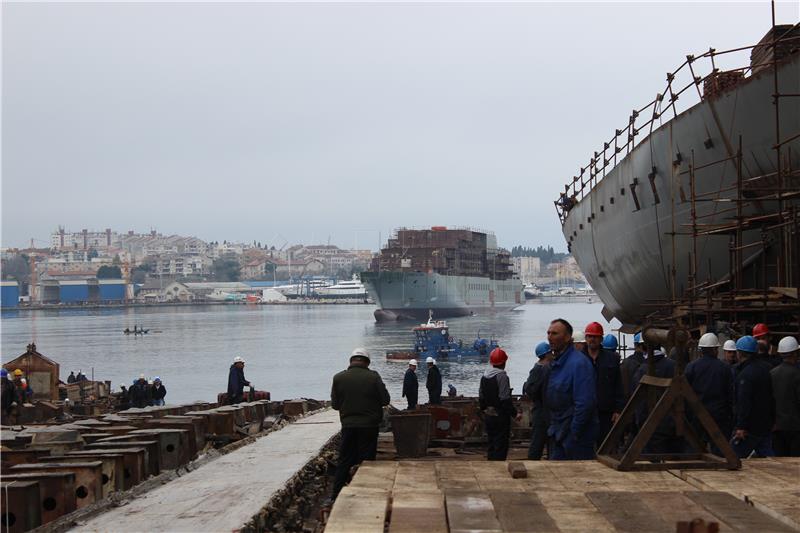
[489, 348, 508, 366]
[752, 323, 770, 338]
[585, 322, 604, 337]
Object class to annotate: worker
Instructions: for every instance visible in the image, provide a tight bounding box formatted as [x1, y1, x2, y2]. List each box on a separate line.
[76, 370, 87, 382]
[545, 318, 597, 460]
[11, 370, 24, 405]
[1, 369, 16, 417]
[402, 359, 419, 410]
[722, 339, 738, 367]
[447, 384, 457, 397]
[129, 374, 151, 408]
[227, 356, 251, 404]
[151, 377, 167, 406]
[572, 331, 587, 353]
[584, 323, 624, 447]
[632, 347, 682, 453]
[731, 335, 775, 458]
[771, 336, 800, 456]
[621, 333, 646, 400]
[330, 347, 390, 499]
[19, 378, 33, 403]
[684, 333, 733, 453]
[426, 357, 442, 405]
[524, 341, 553, 460]
[479, 348, 519, 461]
[753, 323, 782, 368]
[67, 371, 77, 384]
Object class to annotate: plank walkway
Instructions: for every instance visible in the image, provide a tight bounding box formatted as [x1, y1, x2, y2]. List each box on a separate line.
[326, 458, 800, 532]
[74, 409, 340, 532]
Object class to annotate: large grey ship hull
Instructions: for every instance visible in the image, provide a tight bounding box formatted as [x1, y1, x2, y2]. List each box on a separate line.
[361, 271, 523, 321]
[562, 53, 800, 327]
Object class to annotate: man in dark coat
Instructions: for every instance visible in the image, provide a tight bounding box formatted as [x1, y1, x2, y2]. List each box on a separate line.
[227, 356, 251, 404]
[583, 324, 625, 447]
[330, 348, 390, 499]
[129, 375, 151, 408]
[633, 349, 682, 454]
[151, 377, 167, 406]
[771, 336, 800, 456]
[731, 336, 775, 458]
[1, 369, 16, 417]
[685, 333, 733, 452]
[426, 357, 442, 405]
[402, 359, 419, 410]
[67, 371, 77, 384]
[621, 333, 646, 400]
[480, 348, 518, 460]
[524, 341, 552, 460]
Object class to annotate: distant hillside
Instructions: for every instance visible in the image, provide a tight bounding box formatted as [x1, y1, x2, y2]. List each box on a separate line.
[510, 245, 568, 264]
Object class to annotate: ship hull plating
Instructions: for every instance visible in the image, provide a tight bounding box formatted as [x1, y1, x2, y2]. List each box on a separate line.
[361, 271, 524, 322]
[561, 54, 800, 327]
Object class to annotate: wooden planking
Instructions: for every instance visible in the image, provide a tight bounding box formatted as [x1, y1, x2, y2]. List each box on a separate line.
[325, 487, 389, 533]
[744, 458, 800, 485]
[348, 461, 398, 491]
[536, 491, 615, 532]
[748, 491, 800, 531]
[637, 491, 734, 532]
[445, 489, 503, 533]
[586, 491, 673, 532]
[388, 490, 448, 533]
[394, 461, 439, 491]
[675, 467, 797, 499]
[489, 491, 559, 533]
[437, 463, 480, 490]
[684, 491, 797, 533]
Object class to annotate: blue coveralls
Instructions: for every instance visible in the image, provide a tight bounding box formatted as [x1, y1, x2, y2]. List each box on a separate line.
[685, 352, 733, 451]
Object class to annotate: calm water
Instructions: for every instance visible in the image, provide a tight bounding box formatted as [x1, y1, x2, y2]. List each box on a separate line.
[1, 301, 620, 405]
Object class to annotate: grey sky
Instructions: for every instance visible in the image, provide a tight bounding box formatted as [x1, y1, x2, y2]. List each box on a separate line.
[2, 2, 797, 251]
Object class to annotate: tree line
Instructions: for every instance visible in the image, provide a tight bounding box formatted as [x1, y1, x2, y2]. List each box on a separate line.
[510, 245, 568, 264]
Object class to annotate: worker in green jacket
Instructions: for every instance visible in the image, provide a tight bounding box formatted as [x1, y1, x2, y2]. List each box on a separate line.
[330, 347, 390, 499]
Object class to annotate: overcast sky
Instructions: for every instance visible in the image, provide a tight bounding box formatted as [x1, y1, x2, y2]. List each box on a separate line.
[2, 1, 797, 251]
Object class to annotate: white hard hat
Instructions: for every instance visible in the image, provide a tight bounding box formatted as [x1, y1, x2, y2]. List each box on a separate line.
[777, 336, 799, 354]
[139, 374, 145, 379]
[408, 359, 417, 366]
[572, 331, 586, 343]
[350, 347, 371, 360]
[233, 356, 244, 364]
[698, 332, 721, 348]
[426, 356, 435, 364]
[723, 340, 737, 351]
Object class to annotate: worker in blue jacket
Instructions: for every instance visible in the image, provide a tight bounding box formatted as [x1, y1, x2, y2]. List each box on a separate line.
[684, 333, 733, 452]
[524, 341, 553, 460]
[732, 336, 775, 457]
[632, 348, 682, 453]
[544, 318, 598, 460]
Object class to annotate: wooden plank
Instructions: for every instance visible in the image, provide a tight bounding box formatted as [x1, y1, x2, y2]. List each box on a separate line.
[744, 458, 800, 485]
[536, 491, 615, 532]
[348, 462, 398, 490]
[586, 491, 673, 532]
[388, 490, 448, 533]
[508, 462, 528, 478]
[445, 489, 502, 533]
[677, 468, 796, 499]
[489, 491, 559, 532]
[684, 491, 796, 532]
[394, 461, 438, 491]
[436, 463, 479, 490]
[326, 488, 389, 533]
[748, 491, 800, 531]
[637, 492, 733, 532]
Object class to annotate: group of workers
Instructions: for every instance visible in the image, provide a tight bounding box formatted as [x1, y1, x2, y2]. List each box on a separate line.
[119, 374, 167, 408]
[327, 318, 800, 499]
[66, 370, 89, 383]
[1, 368, 34, 415]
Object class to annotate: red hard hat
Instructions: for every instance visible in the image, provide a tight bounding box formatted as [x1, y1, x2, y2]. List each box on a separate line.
[489, 348, 508, 365]
[585, 321, 604, 337]
[752, 323, 770, 338]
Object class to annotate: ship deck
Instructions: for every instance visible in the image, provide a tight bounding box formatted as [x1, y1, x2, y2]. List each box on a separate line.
[326, 454, 800, 532]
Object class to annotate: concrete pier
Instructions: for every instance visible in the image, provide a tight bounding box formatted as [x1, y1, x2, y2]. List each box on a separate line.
[73, 409, 339, 532]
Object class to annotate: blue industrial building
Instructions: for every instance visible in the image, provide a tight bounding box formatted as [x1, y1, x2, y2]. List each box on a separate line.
[41, 279, 127, 304]
[1, 281, 20, 308]
[99, 280, 126, 301]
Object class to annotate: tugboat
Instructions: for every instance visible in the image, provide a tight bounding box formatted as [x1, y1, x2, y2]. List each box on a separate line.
[386, 312, 498, 362]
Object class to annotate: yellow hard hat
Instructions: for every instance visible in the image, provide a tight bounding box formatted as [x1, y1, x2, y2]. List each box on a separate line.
[13, 369, 23, 376]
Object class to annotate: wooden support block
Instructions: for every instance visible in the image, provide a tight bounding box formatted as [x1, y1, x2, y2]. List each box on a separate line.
[507, 461, 527, 478]
[445, 490, 502, 533]
[490, 491, 559, 532]
[389, 490, 448, 533]
[684, 491, 796, 533]
[394, 462, 438, 491]
[326, 488, 388, 533]
[348, 462, 398, 491]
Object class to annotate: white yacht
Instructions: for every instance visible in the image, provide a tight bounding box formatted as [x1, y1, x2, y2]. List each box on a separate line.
[317, 275, 368, 300]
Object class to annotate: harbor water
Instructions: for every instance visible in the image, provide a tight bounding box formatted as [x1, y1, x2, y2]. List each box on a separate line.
[1, 300, 618, 404]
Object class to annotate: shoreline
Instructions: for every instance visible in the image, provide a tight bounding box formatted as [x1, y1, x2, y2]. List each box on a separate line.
[2, 299, 373, 312]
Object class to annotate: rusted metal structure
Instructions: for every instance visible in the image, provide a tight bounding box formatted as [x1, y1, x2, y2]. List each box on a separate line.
[2, 343, 60, 401]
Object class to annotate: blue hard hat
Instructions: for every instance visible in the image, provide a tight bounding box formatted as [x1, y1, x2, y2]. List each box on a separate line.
[534, 341, 551, 358]
[735, 335, 758, 353]
[602, 334, 618, 350]
[634, 332, 643, 344]
[0, 369, 7, 378]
